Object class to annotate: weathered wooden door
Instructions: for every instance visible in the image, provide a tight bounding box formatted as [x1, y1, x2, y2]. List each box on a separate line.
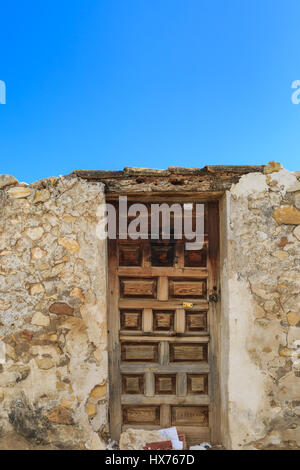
[108, 199, 220, 447]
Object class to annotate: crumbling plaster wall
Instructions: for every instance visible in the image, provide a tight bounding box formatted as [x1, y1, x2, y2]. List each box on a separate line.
[0, 174, 108, 449]
[221, 163, 300, 449]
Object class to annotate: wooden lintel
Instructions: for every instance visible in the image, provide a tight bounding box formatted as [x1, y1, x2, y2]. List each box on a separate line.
[72, 165, 265, 195]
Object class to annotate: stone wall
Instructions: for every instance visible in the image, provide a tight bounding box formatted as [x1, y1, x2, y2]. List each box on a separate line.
[222, 162, 300, 449]
[0, 174, 108, 449]
[0, 163, 299, 450]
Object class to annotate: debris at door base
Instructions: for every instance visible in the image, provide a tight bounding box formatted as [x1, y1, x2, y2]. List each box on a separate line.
[119, 428, 165, 450]
[106, 439, 119, 450]
[144, 440, 173, 450]
[120, 427, 187, 450]
[189, 442, 212, 450]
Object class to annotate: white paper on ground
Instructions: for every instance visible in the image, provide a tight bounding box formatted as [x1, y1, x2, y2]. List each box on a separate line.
[171, 439, 183, 450]
[158, 426, 179, 442]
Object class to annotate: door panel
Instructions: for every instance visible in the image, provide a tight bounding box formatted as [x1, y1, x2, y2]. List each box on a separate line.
[108, 200, 220, 447]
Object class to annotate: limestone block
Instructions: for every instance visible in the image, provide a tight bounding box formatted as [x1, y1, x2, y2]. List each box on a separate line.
[7, 186, 30, 199]
[31, 312, 50, 327]
[0, 250, 12, 256]
[35, 357, 54, 370]
[26, 227, 44, 240]
[29, 283, 45, 295]
[0, 174, 18, 189]
[58, 237, 80, 255]
[287, 181, 300, 192]
[0, 299, 11, 310]
[5, 344, 17, 361]
[33, 189, 50, 203]
[294, 226, 300, 241]
[272, 250, 289, 260]
[264, 161, 283, 174]
[0, 341, 5, 364]
[273, 206, 300, 225]
[31, 247, 47, 260]
[287, 312, 300, 326]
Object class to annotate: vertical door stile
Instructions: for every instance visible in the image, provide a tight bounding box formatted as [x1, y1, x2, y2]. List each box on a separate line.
[108, 239, 121, 441]
[207, 201, 221, 445]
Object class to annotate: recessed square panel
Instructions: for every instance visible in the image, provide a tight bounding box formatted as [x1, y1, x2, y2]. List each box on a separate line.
[151, 241, 175, 267]
[170, 343, 208, 362]
[121, 342, 159, 362]
[169, 279, 207, 299]
[120, 278, 157, 298]
[119, 243, 142, 266]
[155, 374, 176, 395]
[186, 311, 207, 332]
[171, 406, 209, 426]
[123, 406, 160, 425]
[187, 374, 208, 395]
[184, 244, 207, 267]
[122, 374, 144, 394]
[120, 310, 142, 330]
[153, 311, 175, 331]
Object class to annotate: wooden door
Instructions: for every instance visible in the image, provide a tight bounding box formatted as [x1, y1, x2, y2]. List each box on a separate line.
[108, 200, 220, 447]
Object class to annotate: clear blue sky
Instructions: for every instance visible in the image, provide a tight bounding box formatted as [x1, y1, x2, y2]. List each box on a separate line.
[0, 0, 300, 183]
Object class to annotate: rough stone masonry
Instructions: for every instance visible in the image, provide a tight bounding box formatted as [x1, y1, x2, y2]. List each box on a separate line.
[0, 162, 299, 450]
[0, 175, 108, 449]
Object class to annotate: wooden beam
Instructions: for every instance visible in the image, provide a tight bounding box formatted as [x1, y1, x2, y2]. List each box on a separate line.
[121, 395, 209, 405]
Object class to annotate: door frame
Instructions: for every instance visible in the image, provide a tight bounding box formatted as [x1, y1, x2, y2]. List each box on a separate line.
[106, 194, 221, 445]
